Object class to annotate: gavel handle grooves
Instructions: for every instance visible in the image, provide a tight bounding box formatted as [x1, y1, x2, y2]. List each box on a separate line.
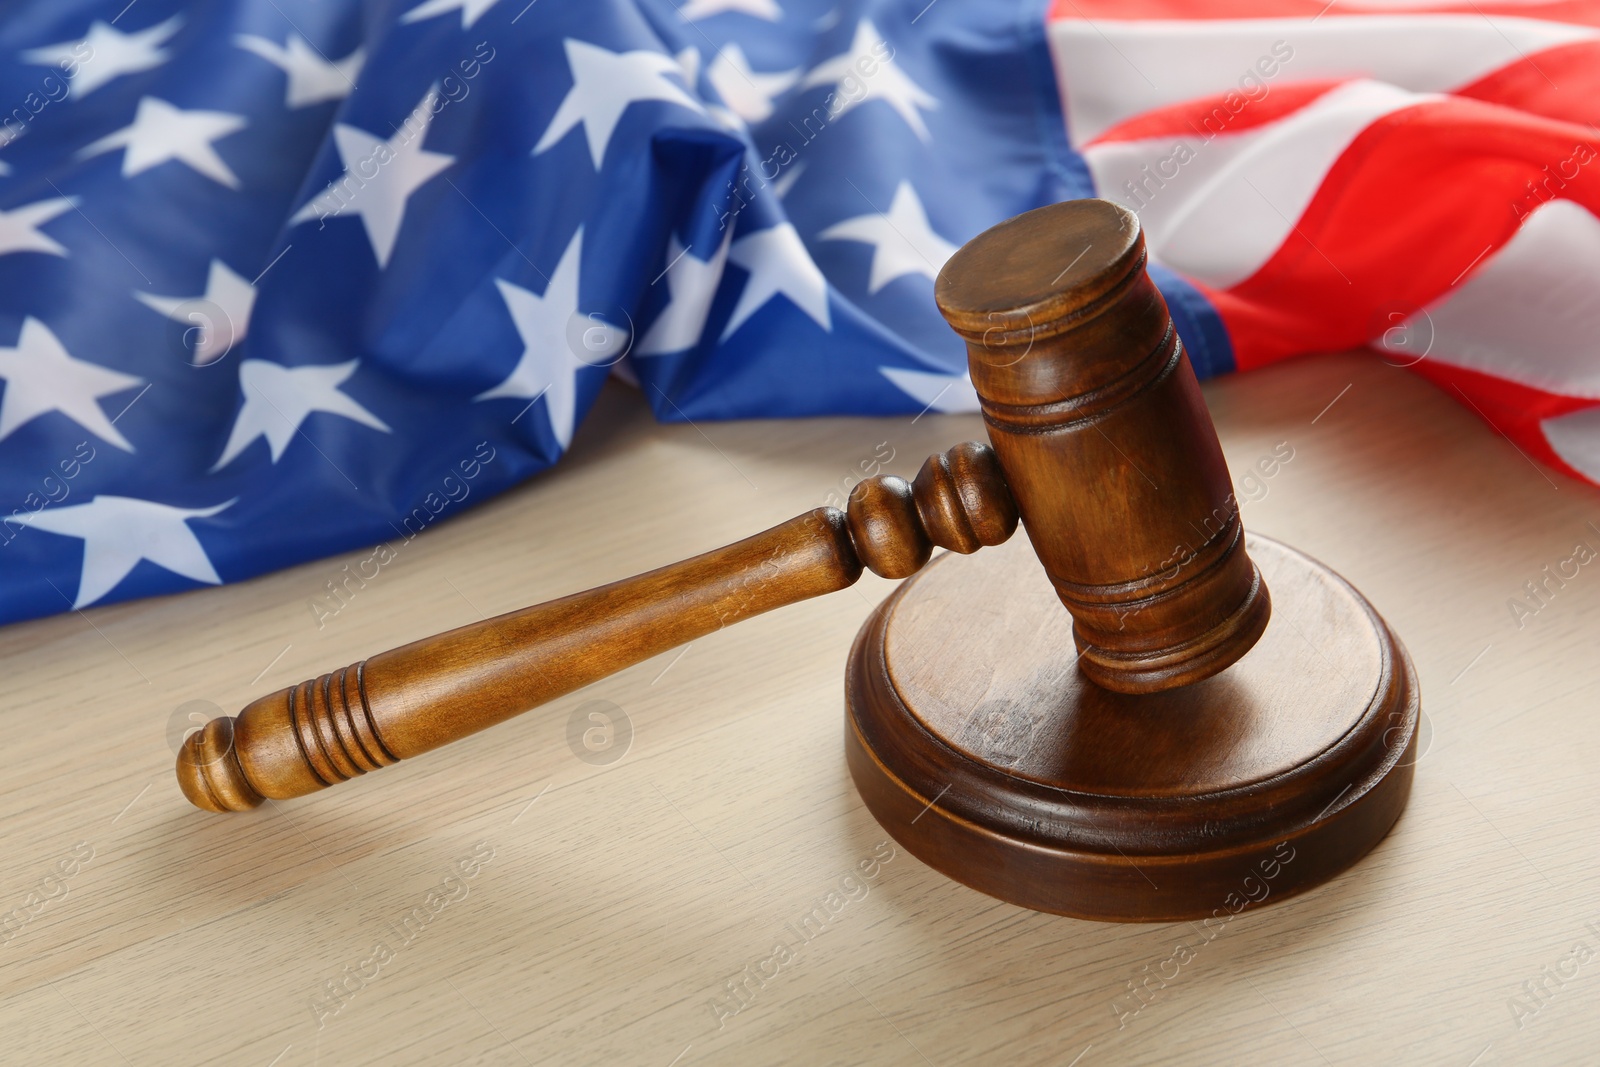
[177, 442, 1020, 812]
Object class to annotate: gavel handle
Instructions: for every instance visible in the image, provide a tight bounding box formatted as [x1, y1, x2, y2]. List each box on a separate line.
[178, 442, 1019, 812]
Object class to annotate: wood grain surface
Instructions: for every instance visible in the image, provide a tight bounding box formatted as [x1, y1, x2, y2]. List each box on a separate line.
[2, 351, 1598, 1066]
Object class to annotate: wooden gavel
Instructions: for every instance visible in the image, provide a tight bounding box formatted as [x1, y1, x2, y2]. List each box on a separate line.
[178, 199, 1269, 814]
[180, 199, 1420, 924]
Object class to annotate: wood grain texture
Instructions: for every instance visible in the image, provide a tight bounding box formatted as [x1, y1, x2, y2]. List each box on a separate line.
[846, 532, 1416, 920]
[937, 200, 1269, 694]
[3, 354, 1600, 1065]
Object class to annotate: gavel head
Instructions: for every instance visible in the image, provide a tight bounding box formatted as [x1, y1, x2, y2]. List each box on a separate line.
[934, 198, 1270, 694]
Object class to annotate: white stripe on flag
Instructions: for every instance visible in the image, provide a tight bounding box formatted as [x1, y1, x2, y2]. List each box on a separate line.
[1378, 199, 1600, 400]
[1047, 14, 1597, 144]
[1082, 80, 1426, 289]
[1543, 406, 1600, 483]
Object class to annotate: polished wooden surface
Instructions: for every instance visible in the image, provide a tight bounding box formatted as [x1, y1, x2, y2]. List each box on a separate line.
[846, 532, 1416, 921]
[3, 353, 1599, 1064]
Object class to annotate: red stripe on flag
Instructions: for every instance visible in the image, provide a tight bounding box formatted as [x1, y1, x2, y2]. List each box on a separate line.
[1408, 358, 1599, 480]
[1193, 93, 1600, 478]
[1085, 80, 1344, 146]
[1454, 39, 1600, 125]
[1047, 0, 1600, 27]
[1202, 95, 1600, 369]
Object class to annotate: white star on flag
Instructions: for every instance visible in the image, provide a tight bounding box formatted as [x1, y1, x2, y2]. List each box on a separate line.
[802, 21, 937, 140]
[0, 197, 77, 257]
[639, 231, 732, 355]
[291, 90, 455, 268]
[0, 125, 20, 176]
[673, 47, 753, 136]
[234, 35, 364, 108]
[534, 40, 701, 169]
[820, 182, 957, 293]
[708, 44, 798, 124]
[135, 260, 257, 366]
[879, 368, 980, 414]
[215, 359, 389, 469]
[724, 223, 831, 339]
[0, 318, 143, 451]
[400, 0, 504, 29]
[79, 97, 248, 188]
[22, 16, 183, 99]
[676, 47, 702, 90]
[773, 161, 806, 199]
[681, 0, 782, 19]
[6, 495, 232, 609]
[477, 229, 629, 449]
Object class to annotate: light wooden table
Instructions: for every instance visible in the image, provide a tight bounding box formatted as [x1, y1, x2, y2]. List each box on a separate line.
[3, 352, 1598, 1067]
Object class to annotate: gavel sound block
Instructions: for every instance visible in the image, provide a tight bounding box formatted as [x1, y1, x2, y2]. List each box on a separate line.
[178, 200, 1419, 922]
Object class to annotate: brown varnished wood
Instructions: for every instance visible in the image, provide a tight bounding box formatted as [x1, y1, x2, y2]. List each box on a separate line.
[176, 442, 1019, 812]
[858, 198, 1417, 919]
[844, 532, 1418, 921]
[176, 197, 1418, 928]
[937, 199, 1269, 693]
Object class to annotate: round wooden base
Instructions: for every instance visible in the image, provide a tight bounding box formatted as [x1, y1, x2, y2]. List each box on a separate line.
[845, 533, 1418, 922]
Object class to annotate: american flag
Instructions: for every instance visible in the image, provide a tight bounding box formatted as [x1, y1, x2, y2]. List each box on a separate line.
[0, 0, 1593, 626]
